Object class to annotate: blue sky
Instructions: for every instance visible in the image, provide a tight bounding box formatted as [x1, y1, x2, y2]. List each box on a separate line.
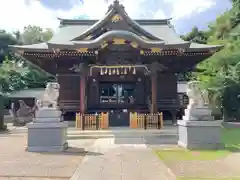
[0, 0, 232, 34]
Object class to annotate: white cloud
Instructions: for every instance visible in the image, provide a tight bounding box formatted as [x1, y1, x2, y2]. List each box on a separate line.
[0, 0, 216, 32]
[165, 0, 216, 20]
[154, 10, 167, 19]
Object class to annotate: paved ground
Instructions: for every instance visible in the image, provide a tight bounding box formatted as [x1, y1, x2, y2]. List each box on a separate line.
[70, 128, 177, 180]
[3, 124, 239, 179]
[0, 127, 96, 180]
[1, 126, 178, 180]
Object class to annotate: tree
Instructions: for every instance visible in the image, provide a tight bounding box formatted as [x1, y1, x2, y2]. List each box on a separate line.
[181, 26, 208, 44]
[0, 25, 55, 93]
[21, 25, 53, 45]
[180, 2, 240, 121]
[0, 30, 18, 63]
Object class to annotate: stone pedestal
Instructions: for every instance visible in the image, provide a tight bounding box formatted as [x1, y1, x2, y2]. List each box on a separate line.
[34, 108, 62, 123]
[183, 106, 213, 121]
[27, 108, 68, 152]
[177, 120, 222, 149]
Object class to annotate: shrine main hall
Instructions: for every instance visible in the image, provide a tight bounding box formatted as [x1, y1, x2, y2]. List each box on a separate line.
[11, 0, 222, 127]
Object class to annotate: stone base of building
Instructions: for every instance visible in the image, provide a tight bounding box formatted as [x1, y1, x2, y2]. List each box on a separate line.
[177, 120, 223, 150]
[26, 122, 68, 152]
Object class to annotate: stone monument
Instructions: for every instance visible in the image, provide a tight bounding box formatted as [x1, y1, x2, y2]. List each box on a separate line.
[10, 100, 36, 126]
[177, 81, 222, 149]
[27, 82, 68, 152]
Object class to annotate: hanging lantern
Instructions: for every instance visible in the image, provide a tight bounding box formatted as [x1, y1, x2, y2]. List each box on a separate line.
[108, 68, 111, 75]
[133, 67, 136, 74]
[100, 68, 104, 75]
[104, 67, 107, 74]
[117, 68, 120, 75]
[113, 68, 116, 75]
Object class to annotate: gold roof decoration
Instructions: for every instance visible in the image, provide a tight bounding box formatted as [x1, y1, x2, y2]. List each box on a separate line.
[100, 41, 108, 49]
[150, 48, 161, 53]
[112, 38, 126, 45]
[130, 42, 138, 48]
[76, 48, 89, 53]
[84, 35, 93, 40]
[111, 14, 123, 23]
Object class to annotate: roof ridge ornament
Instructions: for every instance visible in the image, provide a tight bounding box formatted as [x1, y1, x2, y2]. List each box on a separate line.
[113, 0, 120, 5]
[107, 0, 125, 13]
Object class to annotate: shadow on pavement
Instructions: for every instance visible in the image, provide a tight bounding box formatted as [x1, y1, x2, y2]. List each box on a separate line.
[35, 148, 104, 156]
[67, 135, 109, 140]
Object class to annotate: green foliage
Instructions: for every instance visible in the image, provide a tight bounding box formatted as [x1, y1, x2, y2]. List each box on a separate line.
[181, 26, 208, 44]
[0, 25, 54, 94]
[21, 25, 53, 45]
[0, 30, 18, 63]
[189, 4, 240, 121]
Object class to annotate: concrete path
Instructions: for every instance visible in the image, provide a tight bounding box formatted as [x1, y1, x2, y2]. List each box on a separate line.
[70, 129, 176, 180]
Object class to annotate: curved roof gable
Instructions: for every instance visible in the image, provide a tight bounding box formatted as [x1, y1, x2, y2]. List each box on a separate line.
[47, 30, 165, 49]
[72, 0, 162, 41]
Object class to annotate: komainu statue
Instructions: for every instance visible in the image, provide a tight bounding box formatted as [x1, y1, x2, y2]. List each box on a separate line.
[186, 81, 209, 109]
[10, 100, 37, 126]
[37, 82, 60, 109]
[183, 81, 213, 121]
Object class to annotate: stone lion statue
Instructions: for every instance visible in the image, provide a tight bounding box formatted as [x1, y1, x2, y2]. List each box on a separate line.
[10, 100, 37, 126]
[186, 81, 209, 108]
[37, 82, 60, 108]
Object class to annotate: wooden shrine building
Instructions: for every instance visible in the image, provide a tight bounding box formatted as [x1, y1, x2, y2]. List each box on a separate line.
[10, 0, 222, 127]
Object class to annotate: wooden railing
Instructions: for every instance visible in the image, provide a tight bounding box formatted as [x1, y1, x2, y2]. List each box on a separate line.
[130, 112, 163, 129]
[75, 112, 109, 130]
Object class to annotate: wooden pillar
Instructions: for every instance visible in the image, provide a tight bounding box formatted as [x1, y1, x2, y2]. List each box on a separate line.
[80, 74, 86, 114]
[151, 74, 157, 113]
[171, 110, 177, 125]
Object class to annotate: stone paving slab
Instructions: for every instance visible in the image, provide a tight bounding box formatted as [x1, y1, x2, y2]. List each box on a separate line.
[0, 129, 96, 180]
[0, 177, 67, 180]
[71, 138, 176, 180]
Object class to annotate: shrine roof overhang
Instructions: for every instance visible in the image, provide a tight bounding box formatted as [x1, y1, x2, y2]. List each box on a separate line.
[47, 30, 189, 49]
[9, 38, 223, 55]
[9, 43, 49, 52]
[9, 31, 223, 55]
[12, 50, 56, 75]
[186, 43, 223, 52]
[49, 19, 187, 46]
